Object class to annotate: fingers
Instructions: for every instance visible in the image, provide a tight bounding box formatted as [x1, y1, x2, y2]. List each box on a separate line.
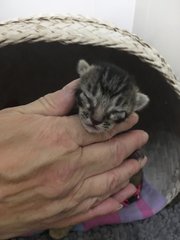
[13, 79, 80, 116]
[81, 130, 148, 177]
[112, 183, 137, 202]
[43, 153, 146, 228]
[75, 155, 147, 203]
[50, 183, 137, 229]
[85, 183, 137, 215]
[66, 112, 139, 146]
[40, 129, 148, 229]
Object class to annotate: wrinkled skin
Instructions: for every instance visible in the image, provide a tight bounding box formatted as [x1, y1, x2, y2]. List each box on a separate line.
[0, 80, 148, 239]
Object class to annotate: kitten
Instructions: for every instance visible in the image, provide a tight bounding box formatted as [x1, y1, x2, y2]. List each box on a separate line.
[76, 59, 149, 133]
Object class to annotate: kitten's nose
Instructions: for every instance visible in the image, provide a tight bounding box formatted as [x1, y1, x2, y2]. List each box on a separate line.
[91, 118, 102, 125]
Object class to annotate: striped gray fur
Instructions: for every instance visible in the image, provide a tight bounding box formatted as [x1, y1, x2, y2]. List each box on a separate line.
[76, 59, 149, 133]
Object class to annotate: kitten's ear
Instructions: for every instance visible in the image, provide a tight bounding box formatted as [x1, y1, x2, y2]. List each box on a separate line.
[134, 92, 149, 111]
[77, 59, 91, 76]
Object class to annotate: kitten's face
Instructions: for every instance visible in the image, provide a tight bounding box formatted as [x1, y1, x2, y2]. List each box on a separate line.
[76, 60, 149, 133]
[76, 88, 130, 133]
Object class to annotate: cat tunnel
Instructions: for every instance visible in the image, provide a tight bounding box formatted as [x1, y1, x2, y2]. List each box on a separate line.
[0, 16, 179, 229]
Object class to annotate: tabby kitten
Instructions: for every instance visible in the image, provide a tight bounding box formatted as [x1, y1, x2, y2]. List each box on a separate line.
[76, 59, 149, 133]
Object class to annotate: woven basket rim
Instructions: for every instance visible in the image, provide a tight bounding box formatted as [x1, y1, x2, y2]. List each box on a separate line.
[0, 14, 180, 98]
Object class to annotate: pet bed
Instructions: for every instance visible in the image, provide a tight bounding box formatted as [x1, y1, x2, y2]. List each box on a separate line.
[0, 15, 179, 237]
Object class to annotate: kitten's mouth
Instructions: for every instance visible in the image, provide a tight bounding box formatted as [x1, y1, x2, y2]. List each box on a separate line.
[79, 116, 108, 133]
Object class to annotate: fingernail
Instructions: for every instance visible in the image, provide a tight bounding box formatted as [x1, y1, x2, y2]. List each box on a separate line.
[142, 131, 149, 142]
[140, 156, 148, 168]
[116, 204, 124, 211]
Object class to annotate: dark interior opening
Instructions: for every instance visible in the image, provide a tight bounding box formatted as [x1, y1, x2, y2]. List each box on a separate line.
[0, 41, 179, 133]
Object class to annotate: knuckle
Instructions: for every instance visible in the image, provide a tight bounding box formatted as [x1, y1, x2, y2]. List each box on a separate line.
[84, 197, 101, 211]
[112, 139, 127, 164]
[38, 95, 57, 113]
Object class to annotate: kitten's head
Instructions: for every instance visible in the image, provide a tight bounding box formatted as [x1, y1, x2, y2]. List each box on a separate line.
[76, 59, 149, 133]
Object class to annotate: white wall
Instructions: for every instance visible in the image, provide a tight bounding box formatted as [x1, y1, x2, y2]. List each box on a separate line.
[0, 0, 136, 32]
[133, 0, 180, 78]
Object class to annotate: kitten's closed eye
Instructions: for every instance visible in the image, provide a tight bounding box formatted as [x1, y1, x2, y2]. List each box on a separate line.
[76, 90, 92, 109]
[109, 111, 127, 122]
[81, 93, 93, 110]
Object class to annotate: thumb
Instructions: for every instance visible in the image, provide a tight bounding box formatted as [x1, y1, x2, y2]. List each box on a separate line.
[15, 79, 79, 116]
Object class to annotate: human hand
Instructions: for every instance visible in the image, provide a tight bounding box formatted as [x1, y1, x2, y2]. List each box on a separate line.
[0, 80, 148, 238]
